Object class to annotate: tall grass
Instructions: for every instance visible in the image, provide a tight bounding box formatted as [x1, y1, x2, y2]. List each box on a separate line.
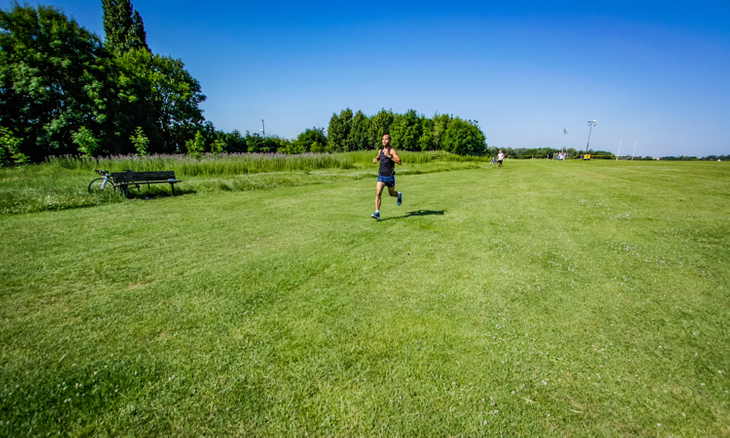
[45, 150, 490, 176]
[46, 152, 356, 176]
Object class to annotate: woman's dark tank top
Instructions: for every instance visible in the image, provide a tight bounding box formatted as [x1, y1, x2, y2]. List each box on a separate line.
[378, 149, 395, 176]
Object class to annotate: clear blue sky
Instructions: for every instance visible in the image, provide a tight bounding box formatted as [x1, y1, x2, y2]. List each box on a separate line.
[3, 0, 729, 156]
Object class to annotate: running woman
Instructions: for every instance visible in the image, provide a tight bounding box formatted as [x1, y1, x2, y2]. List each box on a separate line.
[371, 134, 402, 219]
[497, 150, 505, 169]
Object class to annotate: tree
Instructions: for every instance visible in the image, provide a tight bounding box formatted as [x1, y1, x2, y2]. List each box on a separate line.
[0, 4, 108, 160]
[368, 108, 394, 147]
[245, 132, 267, 153]
[293, 127, 327, 153]
[129, 10, 148, 50]
[210, 138, 226, 155]
[442, 118, 486, 155]
[390, 109, 422, 151]
[73, 126, 100, 157]
[130, 126, 149, 156]
[348, 110, 371, 151]
[431, 113, 452, 150]
[418, 116, 435, 151]
[0, 127, 29, 166]
[102, 0, 148, 53]
[221, 129, 246, 152]
[327, 108, 353, 152]
[185, 131, 205, 158]
[102, 2, 206, 154]
[115, 48, 206, 153]
[98, 48, 160, 155]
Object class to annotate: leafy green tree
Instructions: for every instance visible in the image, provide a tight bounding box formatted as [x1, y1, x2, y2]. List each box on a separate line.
[368, 108, 394, 148]
[327, 108, 353, 152]
[220, 130, 246, 152]
[130, 10, 147, 49]
[390, 109, 422, 151]
[277, 138, 302, 155]
[101, 3, 205, 155]
[73, 126, 100, 157]
[0, 4, 108, 160]
[0, 128, 12, 166]
[210, 138, 226, 155]
[102, 0, 148, 53]
[115, 48, 206, 153]
[277, 143, 292, 154]
[130, 126, 149, 156]
[185, 131, 205, 159]
[348, 110, 371, 151]
[263, 136, 282, 153]
[293, 127, 327, 153]
[0, 127, 29, 166]
[150, 54, 206, 152]
[442, 118, 487, 155]
[246, 132, 272, 153]
[89, 47, 158, 155]
[310, 142, 324, 153]
[418, 116, 435, 151]
[431, 113, 452, 150]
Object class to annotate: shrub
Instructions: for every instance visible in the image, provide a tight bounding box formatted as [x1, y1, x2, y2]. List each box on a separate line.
[211, 139, 226, 156]
[130, 127, 150, 156]
[72, 127, 100, 157]
[186, 132, 205, 159]
[0, 127, 29, 166]
[442, 118, 486, 156]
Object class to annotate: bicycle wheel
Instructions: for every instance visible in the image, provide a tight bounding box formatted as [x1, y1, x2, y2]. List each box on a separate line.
[88, 178, 111, 193]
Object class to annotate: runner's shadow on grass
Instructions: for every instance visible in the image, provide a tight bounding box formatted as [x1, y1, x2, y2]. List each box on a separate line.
[379, 209, 446, 221]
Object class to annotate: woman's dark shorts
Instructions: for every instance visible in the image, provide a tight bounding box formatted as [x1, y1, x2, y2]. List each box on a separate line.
[377, 175, 396, 188]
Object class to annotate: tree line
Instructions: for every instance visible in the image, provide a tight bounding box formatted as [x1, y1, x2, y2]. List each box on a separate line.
[323, 109, 486, 155]
[240, 109, 488, 156]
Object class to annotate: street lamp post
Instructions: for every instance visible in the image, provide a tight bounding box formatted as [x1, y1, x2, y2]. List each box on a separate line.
[260, 119, 265, 138]
[585, 120, 596, 152]
[563, 128, 567, 152]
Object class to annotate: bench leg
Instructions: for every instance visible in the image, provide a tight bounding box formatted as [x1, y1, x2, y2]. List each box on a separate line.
[171, 183, 176, 196]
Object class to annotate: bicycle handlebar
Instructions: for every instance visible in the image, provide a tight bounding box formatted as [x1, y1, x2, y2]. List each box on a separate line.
[93, 169, 109, 175]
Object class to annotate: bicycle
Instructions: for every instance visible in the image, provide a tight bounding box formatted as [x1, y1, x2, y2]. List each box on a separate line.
[88, 169, 115, 193]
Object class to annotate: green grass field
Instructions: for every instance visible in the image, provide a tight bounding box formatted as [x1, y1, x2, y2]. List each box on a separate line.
[1, 160, 728, 435]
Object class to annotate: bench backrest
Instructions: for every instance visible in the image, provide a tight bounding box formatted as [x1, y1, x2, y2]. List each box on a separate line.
[111, 171, 176, 183]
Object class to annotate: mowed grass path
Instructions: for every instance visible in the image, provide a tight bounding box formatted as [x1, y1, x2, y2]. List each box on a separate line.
[1, 160, 728, 435]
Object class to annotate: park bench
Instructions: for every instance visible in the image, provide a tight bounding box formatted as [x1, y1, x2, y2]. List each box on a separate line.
[110, 170, 183, 196]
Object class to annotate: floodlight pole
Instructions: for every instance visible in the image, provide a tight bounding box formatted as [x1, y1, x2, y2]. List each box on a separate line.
[632, 139, 636, 161]
[585, 120, 596, 152]
[563, 128, 567, 153]
[616, 139, 622, 161]
[261, 119, 265, 138]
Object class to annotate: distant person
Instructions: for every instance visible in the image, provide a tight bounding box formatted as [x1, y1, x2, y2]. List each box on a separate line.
[497, 150, 505, 169]
[371, 134, 402, 220]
